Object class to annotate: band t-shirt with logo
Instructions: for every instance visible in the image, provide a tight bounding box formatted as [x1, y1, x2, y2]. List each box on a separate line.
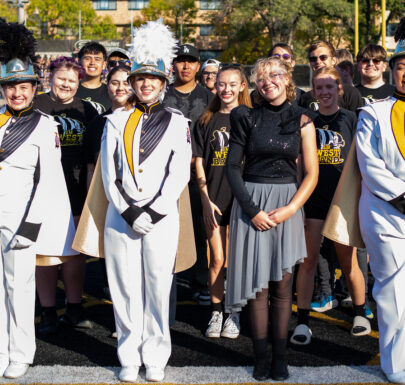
[193, 112, 233, 225]
[76, 83, 112, 114]
[304, 108, 357, 219]
[34, 93, 99, 215]
[355, 83, 395, 105]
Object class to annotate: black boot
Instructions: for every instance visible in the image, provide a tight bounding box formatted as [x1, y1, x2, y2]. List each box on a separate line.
[59, 303, 92, 329]
[38, 306, 58, 335]
[252, 339, 270, 381]
[270, 354, 289, 381]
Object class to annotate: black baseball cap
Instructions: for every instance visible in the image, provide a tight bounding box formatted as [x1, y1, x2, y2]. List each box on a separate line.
[175, 44, 200, 62]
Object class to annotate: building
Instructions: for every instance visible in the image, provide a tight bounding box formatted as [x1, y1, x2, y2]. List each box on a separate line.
[91, 0, 226, 60]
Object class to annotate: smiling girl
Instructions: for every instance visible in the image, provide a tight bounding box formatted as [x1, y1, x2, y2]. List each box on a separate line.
[194, 66, 251, 339]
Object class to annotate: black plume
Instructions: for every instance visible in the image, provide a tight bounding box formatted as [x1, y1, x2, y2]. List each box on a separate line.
[0, 21, 37, 63]
[394, 17, 405, 42]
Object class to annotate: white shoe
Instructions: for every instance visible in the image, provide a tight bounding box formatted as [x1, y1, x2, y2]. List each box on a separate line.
[351, 316, 371, 337]
[205, 311, 223, 338]
[119, 366, 139, 382]
[290, 324, 312, 345]
[221, 313, 240, 339]
[385, 370, 405, 384]
[0, 355, 9, 377]
[3, 362, 29, 379]
[145, 366, 165, 382]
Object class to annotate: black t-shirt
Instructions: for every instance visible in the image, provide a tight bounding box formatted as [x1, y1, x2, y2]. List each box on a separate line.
[299, 84, 364, 113]
[84, 108, 112, 165]
[163, 83, 213, 135]
[193, 112, 234, 222]
[305, 108, 356, 216]
[355, 83, 395, 105]
[34, 93, 99, 215]
[76, 83, 112, 114]
[227, 101, 305, 218]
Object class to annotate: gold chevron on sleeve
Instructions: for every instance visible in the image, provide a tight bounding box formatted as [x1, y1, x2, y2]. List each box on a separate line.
[0, 112, 12, 128]
[391, 100, 405, 160]
[123, 109, 143, 176]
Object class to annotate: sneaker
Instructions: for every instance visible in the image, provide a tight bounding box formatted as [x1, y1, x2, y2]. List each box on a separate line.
[192, 290, 211, 306]
[341, 295, 353, 308]
[205, 311, 223, 338]
[221, 313, 240, 339]
[3, 362, 29, 379]
[119, 366, 139, 382]
[59, 306, 93, 329]
[37, 310, 58, 335]
[145, 366, 165, 382]
[365, 301, 374, 320]
[310, 294, 338, 312]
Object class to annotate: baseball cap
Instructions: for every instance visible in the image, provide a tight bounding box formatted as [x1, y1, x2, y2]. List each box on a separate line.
[175, 44, 200, 61]
[201, 58, 221, 71]
[107, 48, 130, 60]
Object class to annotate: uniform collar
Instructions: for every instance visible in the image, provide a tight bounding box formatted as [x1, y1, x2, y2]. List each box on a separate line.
[6, 103, 34, 117]
[135, 101, 164, 114]
[393, 90, 405, 102]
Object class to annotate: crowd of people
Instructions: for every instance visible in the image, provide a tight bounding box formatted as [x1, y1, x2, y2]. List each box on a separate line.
[0, 15, 404, 385]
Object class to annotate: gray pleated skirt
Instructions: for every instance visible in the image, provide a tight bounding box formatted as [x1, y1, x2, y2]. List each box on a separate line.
[225, 181, 307, 313]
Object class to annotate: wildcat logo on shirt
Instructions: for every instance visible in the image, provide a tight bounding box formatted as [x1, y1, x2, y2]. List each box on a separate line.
[210, 127, 230, 166]
[54, 114, 85, 146]
[316, 125, 345, 164]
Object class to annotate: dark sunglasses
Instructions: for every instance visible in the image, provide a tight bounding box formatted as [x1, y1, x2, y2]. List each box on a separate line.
[108, 59, 131, 67]
[272, 53, 291, 60]
[361, 58, 383, 65]
[309, 54, 329, 63]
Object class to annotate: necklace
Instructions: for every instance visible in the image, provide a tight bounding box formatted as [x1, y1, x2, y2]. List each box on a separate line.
[318, 109, 340, 124]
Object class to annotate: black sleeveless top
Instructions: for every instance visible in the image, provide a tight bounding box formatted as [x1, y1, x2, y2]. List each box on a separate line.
[226, 100, 306, 218]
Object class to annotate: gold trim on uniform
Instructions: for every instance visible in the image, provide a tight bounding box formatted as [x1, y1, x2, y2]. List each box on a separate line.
[123, 109, 143, 176]
[390, 99, 405, 160]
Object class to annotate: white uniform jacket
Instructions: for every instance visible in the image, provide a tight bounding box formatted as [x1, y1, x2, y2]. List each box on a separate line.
[0, 105, 76, 255]
[101, 103, 192, 226]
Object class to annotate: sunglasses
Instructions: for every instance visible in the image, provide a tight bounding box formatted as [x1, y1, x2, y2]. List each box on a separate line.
[272, 53, 291, 60]
[309, 54, 329, 63]
[108, 59, 131, 67]
[361, 58, 383, 65]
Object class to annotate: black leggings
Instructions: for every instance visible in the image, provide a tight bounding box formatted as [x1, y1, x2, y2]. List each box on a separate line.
[248, 270, 294, 356]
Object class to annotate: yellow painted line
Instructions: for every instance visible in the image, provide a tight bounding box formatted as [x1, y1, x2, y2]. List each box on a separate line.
[291, 304, 379, 339]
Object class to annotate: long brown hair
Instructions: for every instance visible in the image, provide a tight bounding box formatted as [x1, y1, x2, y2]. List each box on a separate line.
[199, 66, 251, 126]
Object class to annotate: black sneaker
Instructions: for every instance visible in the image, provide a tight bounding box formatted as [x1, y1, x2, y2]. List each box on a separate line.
[59, 304, 93, 329]
[38, 309, 58, 335]
[253, 359, 270, 381]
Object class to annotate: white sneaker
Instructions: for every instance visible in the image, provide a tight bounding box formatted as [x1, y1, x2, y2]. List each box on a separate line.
[221, 313, 240, 339]
[205, 311, 223, 338]
[3, 362, 29, 379]
[0, 355, 9, 377]
[145, 366, 165, 382]
[119, 366, 139, 382]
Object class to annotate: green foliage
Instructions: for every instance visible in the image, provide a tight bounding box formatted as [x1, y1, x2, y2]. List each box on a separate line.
[26, 0, 118, 39]
[0, 0, 17, 22]
[142, 0, 197, 42]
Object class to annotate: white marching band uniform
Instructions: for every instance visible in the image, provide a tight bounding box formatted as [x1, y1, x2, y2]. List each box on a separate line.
[100, 102, 191, 369]
[0, 106, 76, 365]
[356, 93, 405, 375]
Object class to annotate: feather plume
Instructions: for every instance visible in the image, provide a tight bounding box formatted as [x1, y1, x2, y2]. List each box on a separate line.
[128, 19, 178, 72]
[394, 17, 405, 42]
[0, 21, 36, 63]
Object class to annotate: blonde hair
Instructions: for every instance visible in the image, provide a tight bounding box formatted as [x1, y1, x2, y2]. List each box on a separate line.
[199, 66, 252, 126]
[250, 57, 296, 104]
[312, 66, 344, 97]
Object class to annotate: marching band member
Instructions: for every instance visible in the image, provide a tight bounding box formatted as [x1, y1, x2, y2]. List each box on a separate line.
[100, 20, 191, 382]
[356, 18, 405, 384]
[0, 21, 75, 379]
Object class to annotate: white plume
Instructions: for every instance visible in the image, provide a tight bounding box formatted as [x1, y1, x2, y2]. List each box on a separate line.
[128, 19, 178, 72]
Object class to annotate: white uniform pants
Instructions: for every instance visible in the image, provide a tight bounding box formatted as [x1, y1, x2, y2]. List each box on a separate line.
[360, 191, 405, 374]
[0, 225, 36, 364]
[104, 204, 179, 368]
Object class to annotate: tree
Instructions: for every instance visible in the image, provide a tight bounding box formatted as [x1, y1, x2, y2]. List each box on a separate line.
[26, 0, 118, 40]
[142, 0, 197, 43]
[210, 0, 355, 63]
[0, 0, 17, 22]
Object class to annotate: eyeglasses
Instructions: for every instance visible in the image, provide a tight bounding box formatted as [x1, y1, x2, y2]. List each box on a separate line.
[256, 72, 285, 83]
[309, 54, 329, 63]
[361, 58, 383, 65]
[272, 53, 291, 60]
[202, 71, 218, 77]
[108, 59, 131, 67]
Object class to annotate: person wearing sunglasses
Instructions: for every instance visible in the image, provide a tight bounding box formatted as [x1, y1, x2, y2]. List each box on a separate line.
[299, 40, 363, 113]
[107, 48, 131, 70]
[201, 59, 221, 94]
[355, 44, 395, 104]
[268, 43, 305, 105]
